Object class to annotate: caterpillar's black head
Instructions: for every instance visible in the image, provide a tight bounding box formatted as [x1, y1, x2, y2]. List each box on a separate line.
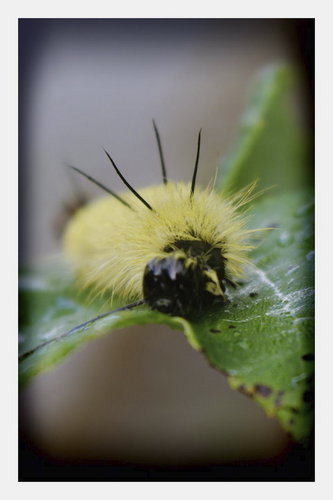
[143, 241, 227, 318]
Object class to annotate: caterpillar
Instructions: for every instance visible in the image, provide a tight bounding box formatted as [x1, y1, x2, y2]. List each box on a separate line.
[18, 122, 262, 362]
[62, 122, 259, 320]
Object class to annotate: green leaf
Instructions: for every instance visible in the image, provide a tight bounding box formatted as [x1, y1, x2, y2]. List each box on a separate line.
[217, 63, 312, 193]
[19, 265, 201, 385]
[190, 189, 314, 440]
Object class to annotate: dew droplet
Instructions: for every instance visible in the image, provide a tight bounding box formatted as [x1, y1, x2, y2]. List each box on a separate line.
[306, 250, 315, 261]
[278, 231, 293, 246]
[286, 265, 299, 275]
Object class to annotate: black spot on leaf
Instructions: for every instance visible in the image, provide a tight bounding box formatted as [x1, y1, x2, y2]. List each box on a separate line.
[274, 390, 284, 407]
[303, 390, 314, 404]
[254, 384, 272, 397]
[302, 353, 314, 362]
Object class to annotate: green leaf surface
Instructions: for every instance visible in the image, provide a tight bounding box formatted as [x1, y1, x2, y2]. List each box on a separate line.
[190, 189, 314, 440]
[18, 259, 200, 383]
[217, 63, 312, 193]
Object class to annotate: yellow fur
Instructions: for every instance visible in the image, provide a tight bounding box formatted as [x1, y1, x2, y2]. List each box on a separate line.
[63, 181, 257, 304]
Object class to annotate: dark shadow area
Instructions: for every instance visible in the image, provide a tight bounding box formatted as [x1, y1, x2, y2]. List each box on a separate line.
[19, 430, 314, 481]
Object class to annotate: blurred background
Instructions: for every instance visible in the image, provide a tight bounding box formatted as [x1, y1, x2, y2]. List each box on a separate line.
[19, 19, 314, 480]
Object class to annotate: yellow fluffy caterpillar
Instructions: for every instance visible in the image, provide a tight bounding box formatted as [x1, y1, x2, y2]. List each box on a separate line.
[63, 123, 259, 319]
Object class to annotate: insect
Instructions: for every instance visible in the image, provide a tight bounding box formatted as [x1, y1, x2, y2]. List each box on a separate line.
[19, 122, 262, 361]
[62, 121, 259, 320]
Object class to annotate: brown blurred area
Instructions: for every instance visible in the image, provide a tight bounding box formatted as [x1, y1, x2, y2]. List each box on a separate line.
[19, 19, 314, 480]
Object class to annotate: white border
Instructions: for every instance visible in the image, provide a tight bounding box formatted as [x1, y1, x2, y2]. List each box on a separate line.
[2, 0, 331, 496]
